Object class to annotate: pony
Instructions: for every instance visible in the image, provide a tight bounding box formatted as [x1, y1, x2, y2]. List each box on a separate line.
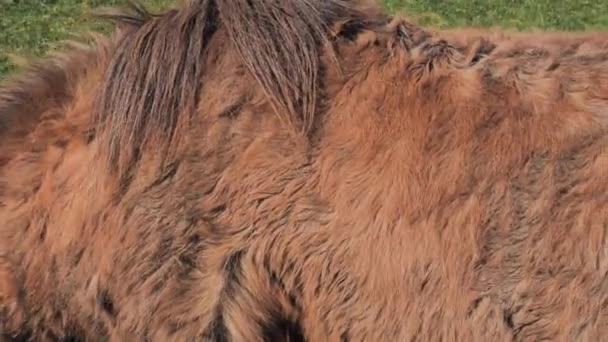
[1, 0, 607, 340]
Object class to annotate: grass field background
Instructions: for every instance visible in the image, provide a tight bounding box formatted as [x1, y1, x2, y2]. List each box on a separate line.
[1, 0, 608, 79]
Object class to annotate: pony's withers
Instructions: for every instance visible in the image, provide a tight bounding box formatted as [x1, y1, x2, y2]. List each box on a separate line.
[1, 0, 608, 340]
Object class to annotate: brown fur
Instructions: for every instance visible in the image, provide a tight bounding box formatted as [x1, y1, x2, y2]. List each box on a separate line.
[1, 0, 608, 340]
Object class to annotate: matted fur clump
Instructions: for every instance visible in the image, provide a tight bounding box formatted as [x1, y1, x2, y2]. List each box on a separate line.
[1, 0, 608, 340]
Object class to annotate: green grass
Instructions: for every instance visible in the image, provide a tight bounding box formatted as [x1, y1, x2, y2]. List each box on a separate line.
[0, 0, 172, 77]
[1, 0, 608, 79]
[385, 0, 608, 31]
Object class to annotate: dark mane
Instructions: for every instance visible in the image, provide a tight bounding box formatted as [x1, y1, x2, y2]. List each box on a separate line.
[93, 0, 375, 171]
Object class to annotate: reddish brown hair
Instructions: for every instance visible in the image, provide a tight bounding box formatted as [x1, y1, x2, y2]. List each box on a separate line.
[1, 0, 608, 340]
